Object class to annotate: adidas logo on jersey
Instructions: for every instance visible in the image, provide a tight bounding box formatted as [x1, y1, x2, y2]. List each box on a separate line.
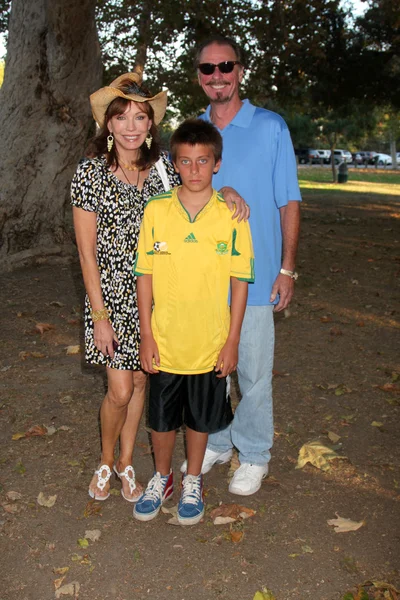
[184, 232, 198, 243]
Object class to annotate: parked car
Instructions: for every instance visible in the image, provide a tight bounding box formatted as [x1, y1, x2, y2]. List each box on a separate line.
[333, 149, 352, 164]
[317, 149, 331, 164]
[357, 151, 377, 165]
[375, 153, 392, 166]
[295, 148, 320, 164]
[351, 152, 362, 165]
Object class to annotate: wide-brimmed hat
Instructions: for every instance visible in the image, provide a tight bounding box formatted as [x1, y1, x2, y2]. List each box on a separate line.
[90, 69, 167, 127]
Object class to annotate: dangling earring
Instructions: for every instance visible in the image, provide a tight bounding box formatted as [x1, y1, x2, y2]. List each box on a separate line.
[145, 133, 152, 149]
[107, 134, 114, 152]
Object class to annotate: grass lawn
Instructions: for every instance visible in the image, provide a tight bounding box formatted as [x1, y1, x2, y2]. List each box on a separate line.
[298, 166, 400, 196]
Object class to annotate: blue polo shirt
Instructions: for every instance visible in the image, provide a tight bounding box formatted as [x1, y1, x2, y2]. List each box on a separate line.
[200, 99, 301, 306]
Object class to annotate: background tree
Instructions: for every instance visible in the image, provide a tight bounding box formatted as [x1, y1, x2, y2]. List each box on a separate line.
[0, 0, 102, 269]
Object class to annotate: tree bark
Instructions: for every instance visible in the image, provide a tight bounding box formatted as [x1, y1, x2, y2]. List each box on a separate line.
[0, 0, 102, 270]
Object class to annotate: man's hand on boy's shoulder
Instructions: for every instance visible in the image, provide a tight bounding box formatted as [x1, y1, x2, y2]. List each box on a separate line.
[219, 186, 250, 222]
[140, 333, 160, 374]
[215, 338, 239, 378]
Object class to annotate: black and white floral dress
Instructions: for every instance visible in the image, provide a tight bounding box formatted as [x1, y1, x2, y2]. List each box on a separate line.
[70, 153, 179, 370]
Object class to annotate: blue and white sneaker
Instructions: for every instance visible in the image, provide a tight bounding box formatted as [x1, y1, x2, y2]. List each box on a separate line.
[133, 471, 173, 522]
[177, 473, 204, 525]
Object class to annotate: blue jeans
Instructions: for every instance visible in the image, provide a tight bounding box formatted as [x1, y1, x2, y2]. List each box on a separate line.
[208, 305, 274, 466]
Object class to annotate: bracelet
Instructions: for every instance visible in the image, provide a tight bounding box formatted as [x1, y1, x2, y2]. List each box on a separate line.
[280, 268, 299, 281]
[91, 308, 110, 322]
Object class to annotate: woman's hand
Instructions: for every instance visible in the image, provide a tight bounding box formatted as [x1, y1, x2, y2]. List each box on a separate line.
[140, 333, 160, 374]
[219, 186, 250, 222]
[215, 339, 239, 378]
[93, 320, 119, 359]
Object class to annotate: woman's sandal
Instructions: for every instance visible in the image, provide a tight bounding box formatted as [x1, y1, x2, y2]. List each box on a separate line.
[113, 465, 142, 503]
[88, 464, 112, 501]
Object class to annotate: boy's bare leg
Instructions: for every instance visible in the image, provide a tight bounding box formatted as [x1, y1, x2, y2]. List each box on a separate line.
[186, 427, 208, 476]
[151, 430, 176, 475]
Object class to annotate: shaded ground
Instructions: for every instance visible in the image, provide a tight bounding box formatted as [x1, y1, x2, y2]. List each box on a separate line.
[1, 181, 399, 600]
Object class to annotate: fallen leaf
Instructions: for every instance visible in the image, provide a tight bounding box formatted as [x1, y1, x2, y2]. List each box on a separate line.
[230, 529, 243, 543]
[296, 440, 345, 471]
[53, 567, 70, 575]
[253, 588, 277, 600]
[12, 424, 48, 440]
[11, 432, 26, 441]
[320, 315, 333, 323]
[2, 503, 19, 513]
[6, 491, 23, 501]
[356, 321, 365, 327]
[54, 576, 66, 590]
[77, 538, 89, 548]
[272, 370, 289, 377]
[330, 327, 343, 336]
[66, 345, 81, 355]
[378, 383, 400, 394]
[15, 461, 26, 474]
[328, 432, 341, 443]
[35, 322, 56, 334]
[50, 301, 64, 307]
[133, 549, 141, 561]
[301, 545, 314, 554]
[83, 500, 102, 518]
[327, 514, 364, 533]
[46, 425, 58, 436]
[210, 503, 256, 525]
[161, 505, 178, 517]
[371, 421, 384, 427]
[55, 582, 80, 598]
[37, 492, 57, 508]
[84, 529, 101, 542]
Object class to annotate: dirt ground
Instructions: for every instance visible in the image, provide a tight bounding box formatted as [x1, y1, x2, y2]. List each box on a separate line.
[1, 181, 399, 600]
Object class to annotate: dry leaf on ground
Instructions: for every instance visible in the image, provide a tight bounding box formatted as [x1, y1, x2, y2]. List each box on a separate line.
[296, 440, 345, 471]
[53, 567, 70, 576]
[6, 491, 23, 501]
[210, 503, 256, 525]
[77, 538, 89, 548]
[253, 588, 277, 600]
[35, 322, 56, 334]
[54, 576, 66, 590]
[371, 421, 384, 427]
[327, 514, 365, 533]
[378, 383, 400, 394]
[37, 492, 57, 508]
[66, 345, 81, 355]
[328, 431, 341, 443]
[230, 529, 243, 543]
[84, 529, 101, 542]
[12, 424, 48, 440]
[55, 582, 80, 598]
[2, 503, 19, 513]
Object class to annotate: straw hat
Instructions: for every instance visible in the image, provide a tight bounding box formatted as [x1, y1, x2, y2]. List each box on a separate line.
[90, 69, 168, 127]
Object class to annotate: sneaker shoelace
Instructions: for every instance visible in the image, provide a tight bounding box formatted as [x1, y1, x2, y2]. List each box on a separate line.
[141, 473, 166, 502]
[181, 475, 201, 505]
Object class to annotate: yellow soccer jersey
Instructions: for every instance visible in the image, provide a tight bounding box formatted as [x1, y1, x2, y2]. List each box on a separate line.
[134, 187, 255, 375]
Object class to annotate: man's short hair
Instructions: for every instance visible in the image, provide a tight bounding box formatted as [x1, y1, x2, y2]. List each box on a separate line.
[194, 35, 246, 68]
[170, 119, 223, 163]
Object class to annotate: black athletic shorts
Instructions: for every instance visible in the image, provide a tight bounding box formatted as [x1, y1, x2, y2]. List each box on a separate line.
[148, 370, 233, 433]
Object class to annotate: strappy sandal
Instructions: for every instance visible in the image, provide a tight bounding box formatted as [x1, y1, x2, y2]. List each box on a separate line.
[113, 465, 142, 503]
[88, 464, 112, 501]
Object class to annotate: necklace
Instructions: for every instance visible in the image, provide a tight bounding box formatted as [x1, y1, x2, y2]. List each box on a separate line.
[120, 164, 140, 187]
[120, 160, 138, 171]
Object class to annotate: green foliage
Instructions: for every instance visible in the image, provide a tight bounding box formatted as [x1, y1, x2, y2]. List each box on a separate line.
[0, 0, 10, 35]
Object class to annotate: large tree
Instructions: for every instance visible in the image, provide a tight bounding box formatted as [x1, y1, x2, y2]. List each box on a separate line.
[0, 0, 102, 269]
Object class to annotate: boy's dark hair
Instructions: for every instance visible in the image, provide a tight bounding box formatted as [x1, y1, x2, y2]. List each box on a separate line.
[170, 119, 223, 163]
[194, 35, 246, 68]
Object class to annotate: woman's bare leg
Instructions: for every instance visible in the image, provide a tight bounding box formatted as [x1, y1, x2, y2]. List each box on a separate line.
[89, 368, 133, 498]
[116, 370, 147, 498]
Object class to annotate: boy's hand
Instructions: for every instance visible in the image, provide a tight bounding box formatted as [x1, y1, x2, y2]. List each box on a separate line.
[140, 333, 160, 373]
[215, 339, 239, 378]
[219, 186, 250, 222]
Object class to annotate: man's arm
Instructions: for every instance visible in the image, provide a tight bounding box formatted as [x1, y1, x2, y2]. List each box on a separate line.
[215, 278, 248, 378]
[270, 200, 301, 311]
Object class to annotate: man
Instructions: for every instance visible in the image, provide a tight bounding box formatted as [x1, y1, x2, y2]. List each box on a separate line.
[183, 35, 301, 496]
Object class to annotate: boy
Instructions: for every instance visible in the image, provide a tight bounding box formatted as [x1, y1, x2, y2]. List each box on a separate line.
[133, 119, 254, 525]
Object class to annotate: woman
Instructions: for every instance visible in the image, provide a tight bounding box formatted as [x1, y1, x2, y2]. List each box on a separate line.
[71, 70, 249, 503]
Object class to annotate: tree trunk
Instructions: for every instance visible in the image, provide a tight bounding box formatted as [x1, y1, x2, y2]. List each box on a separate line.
[0, 0, 102, 270]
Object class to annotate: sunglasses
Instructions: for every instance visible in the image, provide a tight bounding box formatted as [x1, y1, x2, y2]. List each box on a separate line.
[198, 61, 241, 75]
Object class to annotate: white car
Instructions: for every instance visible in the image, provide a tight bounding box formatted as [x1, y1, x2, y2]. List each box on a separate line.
[375, 153, 392, 166]
[317, 149, 331, 164]
[333, 149, 352, 164]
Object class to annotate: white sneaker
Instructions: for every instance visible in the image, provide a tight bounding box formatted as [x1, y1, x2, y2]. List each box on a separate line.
[229, 463, 269, 496]
[180, 447, 233, 475]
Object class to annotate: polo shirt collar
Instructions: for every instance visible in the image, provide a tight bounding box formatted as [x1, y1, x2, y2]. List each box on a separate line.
[204, 99, 255, 129]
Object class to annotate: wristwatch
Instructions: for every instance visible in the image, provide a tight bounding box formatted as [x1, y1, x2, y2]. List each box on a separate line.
[280, 268, 298, 280]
